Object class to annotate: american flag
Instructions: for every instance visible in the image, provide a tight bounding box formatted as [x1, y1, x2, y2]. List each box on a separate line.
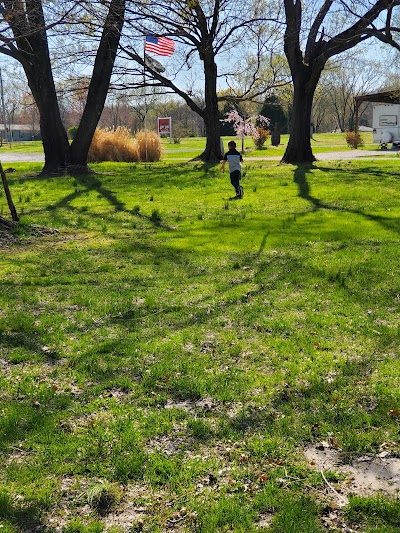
[145, 36, 175, 57]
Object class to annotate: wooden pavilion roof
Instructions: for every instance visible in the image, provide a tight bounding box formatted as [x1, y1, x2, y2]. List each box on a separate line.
[355, 90, 400, 104]
[354, 91, 400, 132]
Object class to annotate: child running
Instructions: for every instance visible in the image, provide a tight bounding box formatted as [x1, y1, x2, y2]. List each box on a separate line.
[220, 140, 243, 199]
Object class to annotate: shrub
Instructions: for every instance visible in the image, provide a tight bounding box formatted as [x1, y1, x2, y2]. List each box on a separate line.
[253, 127, 270, 149]
[135, 130, 162, 162]
[88, 127, 138, 162]
[345, 130, 364, 149]
[172, 122, 189, 144]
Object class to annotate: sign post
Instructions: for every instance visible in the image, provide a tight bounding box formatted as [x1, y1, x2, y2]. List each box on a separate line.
[158, 117, 172, 143]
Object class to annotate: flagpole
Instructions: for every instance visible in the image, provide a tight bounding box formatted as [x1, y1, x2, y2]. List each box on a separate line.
[142, 36, 175, 160]
[143, 37, 148, 162]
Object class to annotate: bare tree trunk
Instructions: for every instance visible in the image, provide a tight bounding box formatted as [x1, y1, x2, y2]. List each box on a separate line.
[202, 111, 223, 161]
[282, 78, 316, 164]
[282, 0, 389, 165]
[6, 0, 70, 175]
[199, 54, 222, 162]
[71, 0, 126, 172]
[29, 67, 71, 175]
[3, 0, 125, 175]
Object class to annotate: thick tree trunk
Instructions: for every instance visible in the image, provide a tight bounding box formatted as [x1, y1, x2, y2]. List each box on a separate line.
[199, 54, 222, 162]
[202, 111, 223, 162]
[4, 0, 124, 176]
[281, 76, 317, 164]
[70, 0, 126, 172]
[16, 1, 70, 175]
[38, 113, 70, 175]
[29, 69, 71, 175]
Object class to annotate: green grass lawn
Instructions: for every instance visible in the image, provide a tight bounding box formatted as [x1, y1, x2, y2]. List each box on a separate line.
[0, 140, 44, 153]
[162, 132, 378, 159]
[0, 131, 380, 162]
[0, 159, 400, 532]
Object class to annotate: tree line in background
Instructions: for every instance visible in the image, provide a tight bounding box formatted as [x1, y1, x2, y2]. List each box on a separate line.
[1, 53, 386, 140]
[0, 0, 400, 174]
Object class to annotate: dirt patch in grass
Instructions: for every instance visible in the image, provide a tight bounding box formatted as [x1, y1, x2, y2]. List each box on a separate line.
[0, 218, 60, 248]
[102, 484, 171, 531]
[45, 479, 161, 532]
[0, 226, 19, 246]
[146, 428, 191, 456]
[164, 396, 217, 413]
[304, 443, 400, 503]
[258, 513, 274, 528]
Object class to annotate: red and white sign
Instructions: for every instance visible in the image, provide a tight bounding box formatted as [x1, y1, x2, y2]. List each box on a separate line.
[158, 117, 172, 135]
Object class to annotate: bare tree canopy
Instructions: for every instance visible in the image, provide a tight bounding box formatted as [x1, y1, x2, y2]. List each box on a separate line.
[0, 0, 126, 175]
[282, 0, 400, 164]
[314, 54, 384, 132]
[0, 1, 399, 170]
[121, 0, 285, 161]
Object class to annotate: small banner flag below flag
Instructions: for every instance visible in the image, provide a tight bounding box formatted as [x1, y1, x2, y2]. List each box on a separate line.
[145, 36, 175, 56]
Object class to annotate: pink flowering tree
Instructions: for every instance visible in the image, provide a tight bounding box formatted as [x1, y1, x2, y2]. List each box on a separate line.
[222, 110, 270, 153]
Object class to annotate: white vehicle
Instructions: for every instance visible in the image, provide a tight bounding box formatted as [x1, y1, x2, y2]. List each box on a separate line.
[372, 104, 400, 149]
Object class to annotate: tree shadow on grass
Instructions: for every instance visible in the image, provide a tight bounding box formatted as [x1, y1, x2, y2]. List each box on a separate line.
[256, 231, 269, 258]
[53, 173, 126, 213]
[293, 165, 400, 235]
[316, 163, 400, 182]
[225, 405, 276, 434]
[0, 496, 47, 533]
[0, 331, 48, 358]
[27, 173, 175, 230]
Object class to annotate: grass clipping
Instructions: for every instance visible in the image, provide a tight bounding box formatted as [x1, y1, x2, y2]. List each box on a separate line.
[88, 127, 162, 163]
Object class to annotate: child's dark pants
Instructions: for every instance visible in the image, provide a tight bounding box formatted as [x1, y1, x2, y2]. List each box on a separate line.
[230, 170, 241, 196]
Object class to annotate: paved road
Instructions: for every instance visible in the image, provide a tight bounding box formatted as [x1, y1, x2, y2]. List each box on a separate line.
[167, 148, 398, 161]
[304, 149, 397, 161]
[247, 149, 398, 161]
[0, 152, 44, 162]
[0, 149, 396, 163]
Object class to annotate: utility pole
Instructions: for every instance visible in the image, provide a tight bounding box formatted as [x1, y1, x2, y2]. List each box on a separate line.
[0, 68, 9, 144]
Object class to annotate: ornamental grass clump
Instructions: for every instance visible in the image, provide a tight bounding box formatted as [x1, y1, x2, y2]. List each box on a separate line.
[135, 130, 162, 162]
[88, 127, 138, 162]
